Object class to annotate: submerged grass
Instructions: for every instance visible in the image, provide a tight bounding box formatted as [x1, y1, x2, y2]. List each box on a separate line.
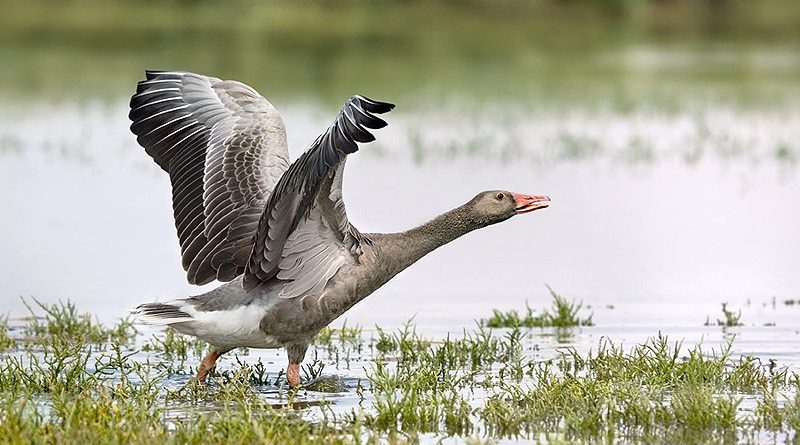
[0, 299, 798, 444]
[482, 285, 593, 329]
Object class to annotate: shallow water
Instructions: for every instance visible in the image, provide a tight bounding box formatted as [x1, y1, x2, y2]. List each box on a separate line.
[3, 97, 800, 437]
[78, 317, 800, 444]
[1, 99, 798, 329]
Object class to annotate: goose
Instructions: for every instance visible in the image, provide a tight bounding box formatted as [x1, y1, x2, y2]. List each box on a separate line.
[129, 71, 550, 387]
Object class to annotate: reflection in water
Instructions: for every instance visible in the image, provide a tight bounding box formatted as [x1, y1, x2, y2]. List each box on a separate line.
[0, 99, 798, 328]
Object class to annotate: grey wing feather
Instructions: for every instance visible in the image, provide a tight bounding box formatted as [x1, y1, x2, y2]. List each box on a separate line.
[244, 95, 394, 294]
[276, 210, 349, 298]
[129, 71, 290, 285]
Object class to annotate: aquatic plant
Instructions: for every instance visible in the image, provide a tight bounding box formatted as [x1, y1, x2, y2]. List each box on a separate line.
[141, 327, 208, 361]
[21, 298, 136, 346]
[482, 285, 593, 329]
[705, 302, 744, 327]
[0, 316, 14, 350]
[477, 336, 790, 442]
[314, 321, 363, 349]
[1, 299, 798, 444]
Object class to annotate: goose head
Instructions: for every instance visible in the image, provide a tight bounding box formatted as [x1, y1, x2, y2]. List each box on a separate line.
[468, 190, 550, 226]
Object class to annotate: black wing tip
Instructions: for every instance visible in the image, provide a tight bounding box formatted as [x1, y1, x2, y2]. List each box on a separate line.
[144, 70, 163, 80]
[344, 96, 392, 130]
[129, 70, 190, 123]
[130, 70, 182, 107]
[144, 70, 187, 80]
[365, 114, 389, 130]
[351, 95, 395, 114]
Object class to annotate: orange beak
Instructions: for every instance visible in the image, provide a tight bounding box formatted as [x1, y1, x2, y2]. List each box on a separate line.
[512, 193, 550, 214]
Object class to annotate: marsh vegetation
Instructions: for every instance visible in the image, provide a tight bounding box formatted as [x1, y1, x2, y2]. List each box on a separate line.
[1, 298, 799, 444]
[482, 285, 594, 329]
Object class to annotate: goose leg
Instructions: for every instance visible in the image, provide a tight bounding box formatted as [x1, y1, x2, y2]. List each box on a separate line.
[287, 362, 301, 388]
[286, 343, 309, 388]
[195, 349, 226, 381]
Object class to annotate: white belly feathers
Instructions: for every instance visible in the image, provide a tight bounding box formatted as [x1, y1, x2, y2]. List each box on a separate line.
[171, 303, 280, 350]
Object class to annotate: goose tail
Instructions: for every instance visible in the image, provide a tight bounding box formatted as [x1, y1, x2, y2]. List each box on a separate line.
[130, 301, 195, 325]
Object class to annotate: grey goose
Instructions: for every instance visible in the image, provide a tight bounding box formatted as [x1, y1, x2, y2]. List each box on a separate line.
[129, 71, 550, 387]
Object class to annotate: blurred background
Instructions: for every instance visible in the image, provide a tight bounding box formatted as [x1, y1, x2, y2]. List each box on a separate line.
[1, 0, 798, 329]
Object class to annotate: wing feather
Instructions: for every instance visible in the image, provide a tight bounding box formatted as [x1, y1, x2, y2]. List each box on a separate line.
[129, 71, 290, 285]
[244, 95, 394, 294]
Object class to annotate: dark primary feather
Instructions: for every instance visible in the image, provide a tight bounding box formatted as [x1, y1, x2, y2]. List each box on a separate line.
[129, 71, 289, 285]
[244, 95, 394, 291]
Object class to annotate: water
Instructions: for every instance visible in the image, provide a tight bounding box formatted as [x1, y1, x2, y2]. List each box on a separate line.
[1, 99, 798, 330]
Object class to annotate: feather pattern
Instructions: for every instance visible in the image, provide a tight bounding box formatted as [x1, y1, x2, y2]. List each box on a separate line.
[244, 95, 394, 294]
[129, 71, 290, 285]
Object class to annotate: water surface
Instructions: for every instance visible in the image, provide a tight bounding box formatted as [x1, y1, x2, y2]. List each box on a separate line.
[1, 98, 797, 333]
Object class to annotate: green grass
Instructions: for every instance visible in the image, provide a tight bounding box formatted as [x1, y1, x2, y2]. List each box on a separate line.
[0, 316, 14, 351]
[20, 298, 136, 346]
[314, 320, 363, 349]
[477, 336, 793, 442]
[705, 302, 744, 327]
[141, 327, 208, 360]
[482, 285, 594, 329]
[0, 299, 798, 443]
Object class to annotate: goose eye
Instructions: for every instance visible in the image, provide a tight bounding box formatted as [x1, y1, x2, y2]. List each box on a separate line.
[495, 193, 504, 200]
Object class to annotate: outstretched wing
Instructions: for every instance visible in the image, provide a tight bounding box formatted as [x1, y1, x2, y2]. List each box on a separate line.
[129, 71, 290, 285]
[244, 95, 394, 295]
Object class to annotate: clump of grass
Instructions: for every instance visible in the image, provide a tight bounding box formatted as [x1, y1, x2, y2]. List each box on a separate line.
[1, 344, 359, 444]
[366, 358, 474, 436]
[482, 285, 593, 328]
[220, 356, 274, 386]
[141, 327, 207, 361]
[718, 302, 743, 327]
[371, 322, 431, 356]
[362, 326, 798, 442]
[364, 325, 529, 436]
[478, 335, 791, 442]
[0, 340, 93, 394]
[21, 298, 136, 346]
[0, 316, 14, 350]
[783, 378, 800, 431]
[314, 320, 362, 348]
[705, 303, 743, 327]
